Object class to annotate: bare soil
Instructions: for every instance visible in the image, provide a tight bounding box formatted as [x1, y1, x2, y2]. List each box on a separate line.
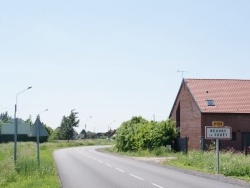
[131, 157, 176, 164]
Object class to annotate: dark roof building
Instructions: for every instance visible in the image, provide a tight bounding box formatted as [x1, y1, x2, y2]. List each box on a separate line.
[169, 79, 250, 151]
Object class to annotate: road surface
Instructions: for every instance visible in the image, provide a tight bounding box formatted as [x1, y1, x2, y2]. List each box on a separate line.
[54, 146, 248, 188]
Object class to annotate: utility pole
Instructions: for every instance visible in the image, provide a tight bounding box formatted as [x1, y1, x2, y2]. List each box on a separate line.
[14, 86, 32, 164]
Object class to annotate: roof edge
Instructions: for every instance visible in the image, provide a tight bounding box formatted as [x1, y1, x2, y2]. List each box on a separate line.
[183, 79, 203, 113]
[168, 79, 184, 118]
[185, 78, 250, 81]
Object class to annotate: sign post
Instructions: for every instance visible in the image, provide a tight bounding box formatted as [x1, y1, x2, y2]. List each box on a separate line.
[205, 122, 231, 174]
[216, 138, 219, 173]
[29, 116, 48, 164]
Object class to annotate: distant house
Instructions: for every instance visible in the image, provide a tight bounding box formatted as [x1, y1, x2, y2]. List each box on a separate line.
[169, 79, 250, 151]
[95, 129, 116, 139]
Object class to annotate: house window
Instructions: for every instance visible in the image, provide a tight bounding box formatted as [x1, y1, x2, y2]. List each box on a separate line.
[206, 100, 215, 106]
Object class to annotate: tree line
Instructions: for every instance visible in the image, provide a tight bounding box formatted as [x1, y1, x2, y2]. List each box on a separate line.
[0, 110, 85, 141]
[1, 111, 178, 148]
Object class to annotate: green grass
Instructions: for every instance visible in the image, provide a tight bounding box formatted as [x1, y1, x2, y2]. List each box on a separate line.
[164, 150, 250, 181]
[0, 139, 114, 188]
[2, 140, 250, 187]
[106, 146, 173, 157]
[106, 147, 250, 182]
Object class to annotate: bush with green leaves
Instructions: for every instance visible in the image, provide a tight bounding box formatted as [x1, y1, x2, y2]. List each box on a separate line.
[115, 116, 177, 152]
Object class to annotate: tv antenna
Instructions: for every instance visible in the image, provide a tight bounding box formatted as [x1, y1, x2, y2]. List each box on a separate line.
[177, 70, 188, 79]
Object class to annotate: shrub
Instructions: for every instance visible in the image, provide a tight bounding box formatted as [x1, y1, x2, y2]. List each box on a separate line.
[115, 116, 177, 152]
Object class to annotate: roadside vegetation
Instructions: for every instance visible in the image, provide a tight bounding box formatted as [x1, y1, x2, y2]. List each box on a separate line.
[168, 150, 250, 181]
[1, 114, 250, 187]
[0, 139, 114, 188]
[111, 116, 250, 182]
[1, 140, 249, 187]
[115, 116, 177, 151]
[106, 146, 250, 182]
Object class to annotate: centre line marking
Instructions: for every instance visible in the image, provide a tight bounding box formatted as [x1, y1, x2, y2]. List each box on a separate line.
[152, 183, 164, 188]
[115, 168, 125, 172]
[129, 174, 144, 180]
[105, 163, 112, 167]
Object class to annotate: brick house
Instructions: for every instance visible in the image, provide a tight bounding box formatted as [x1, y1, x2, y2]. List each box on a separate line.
[169, 79, 250, 151]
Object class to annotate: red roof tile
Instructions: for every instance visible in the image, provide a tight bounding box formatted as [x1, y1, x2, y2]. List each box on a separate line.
[184, 79, 250, 113]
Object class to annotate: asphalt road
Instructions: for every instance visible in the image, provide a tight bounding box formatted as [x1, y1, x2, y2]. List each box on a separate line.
[54, 146, 249, 188]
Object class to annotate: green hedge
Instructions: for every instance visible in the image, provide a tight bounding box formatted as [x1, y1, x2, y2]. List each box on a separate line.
[115, 116, 177, 152]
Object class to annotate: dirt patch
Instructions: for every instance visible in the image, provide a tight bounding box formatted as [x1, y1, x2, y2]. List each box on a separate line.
[131, 157, 176, 164]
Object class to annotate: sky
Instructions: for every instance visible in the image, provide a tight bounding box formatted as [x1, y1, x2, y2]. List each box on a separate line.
[0, 1, 249, 133]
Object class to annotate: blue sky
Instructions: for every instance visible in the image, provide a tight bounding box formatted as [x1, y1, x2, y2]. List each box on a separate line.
[0, 1, 249, 132]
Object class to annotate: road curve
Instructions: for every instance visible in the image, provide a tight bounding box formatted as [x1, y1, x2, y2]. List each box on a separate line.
[54, 146, 248, 188]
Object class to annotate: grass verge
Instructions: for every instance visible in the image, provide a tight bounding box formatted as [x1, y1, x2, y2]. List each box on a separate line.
[106, 146, 250, 182]
[2, 141, 249, 187]
[0, 139, 114, 188]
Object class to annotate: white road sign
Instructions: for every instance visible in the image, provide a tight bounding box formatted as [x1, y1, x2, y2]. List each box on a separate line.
[205, 126, 232, 140]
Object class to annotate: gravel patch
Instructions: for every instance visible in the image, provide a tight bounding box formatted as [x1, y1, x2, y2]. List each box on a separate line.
[131, 157, 176, 164]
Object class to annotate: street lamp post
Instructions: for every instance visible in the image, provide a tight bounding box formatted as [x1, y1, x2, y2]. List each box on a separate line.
[38, 109, 48, 116]
[107, 120, 115, 139]
[108, 120, 115, 131]
[14, 86, 32, 163]
[85, 116, 92, 138]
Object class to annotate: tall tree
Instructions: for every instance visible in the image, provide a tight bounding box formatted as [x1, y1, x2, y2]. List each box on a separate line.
[0, 111, 11, 123]
[80, 129, 87, 138]
[59, 110, 80, 141]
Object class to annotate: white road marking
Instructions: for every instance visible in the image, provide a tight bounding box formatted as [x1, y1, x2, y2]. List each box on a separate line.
[129, 174, 144, 180]
[76, 148, 164, 188]
[115, 168, 125, 173]
[152, 183, 164, 188]
[105, 163, 112, 167]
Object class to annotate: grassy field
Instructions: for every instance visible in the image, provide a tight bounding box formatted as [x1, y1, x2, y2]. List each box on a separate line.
[1, 141, 250, 187]
[0, 140, 114, 188]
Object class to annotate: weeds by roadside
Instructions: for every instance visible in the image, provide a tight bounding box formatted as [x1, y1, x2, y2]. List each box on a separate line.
[106, 146, 250, 182]
[1, 140, 249, 187]
[0, 139, 114, 188]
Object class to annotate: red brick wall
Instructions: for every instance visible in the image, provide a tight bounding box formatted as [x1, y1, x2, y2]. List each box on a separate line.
[170, 83, 202, 150]
[202, 113, 250, 151]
